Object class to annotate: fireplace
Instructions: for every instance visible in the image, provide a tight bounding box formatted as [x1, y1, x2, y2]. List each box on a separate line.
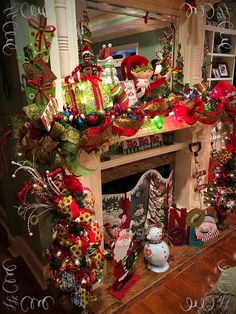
[102, 152, 175, 188]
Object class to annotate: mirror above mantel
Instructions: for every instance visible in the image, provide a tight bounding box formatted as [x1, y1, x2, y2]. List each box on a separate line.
[76, 0, 178, 67]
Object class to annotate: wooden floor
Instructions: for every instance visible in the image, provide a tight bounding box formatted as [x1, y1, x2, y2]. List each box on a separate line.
[0, 214, 235, 314]
[122, 232, 236, 314]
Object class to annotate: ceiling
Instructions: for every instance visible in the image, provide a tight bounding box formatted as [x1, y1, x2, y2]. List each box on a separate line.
[77, 0, 174, 43]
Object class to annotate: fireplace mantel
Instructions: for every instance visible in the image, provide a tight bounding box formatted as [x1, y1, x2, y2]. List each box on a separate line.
[1, 0, 214, 289]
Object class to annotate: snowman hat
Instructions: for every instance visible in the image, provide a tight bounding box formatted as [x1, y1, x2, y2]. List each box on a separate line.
[120, 55, 153, 80]
[204, 213, 216, 224]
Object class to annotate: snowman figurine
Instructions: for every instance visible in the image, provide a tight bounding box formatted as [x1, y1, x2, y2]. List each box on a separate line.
[144, 227, 169, 273]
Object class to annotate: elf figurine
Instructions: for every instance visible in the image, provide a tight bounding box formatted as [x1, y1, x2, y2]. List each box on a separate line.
[121, 55, 172, 98]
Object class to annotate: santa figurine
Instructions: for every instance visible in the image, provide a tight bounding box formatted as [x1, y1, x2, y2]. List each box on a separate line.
[121, 55, 171, 98]
[111, 226, 138, 292]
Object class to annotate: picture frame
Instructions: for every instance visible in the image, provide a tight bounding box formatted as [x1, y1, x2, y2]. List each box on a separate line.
[218, 63, 229, 77]
[212, 68, 220, 78]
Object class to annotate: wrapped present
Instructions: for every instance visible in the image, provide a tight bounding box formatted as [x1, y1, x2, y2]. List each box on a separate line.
[28, 16, 56, 62]
[120, 80, 138, 106]
[18, 54, 57, 82]
[63, 79, 113, 115]
[26, 78, 55, 107]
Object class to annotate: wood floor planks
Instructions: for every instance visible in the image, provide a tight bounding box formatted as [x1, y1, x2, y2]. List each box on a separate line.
[122, 232, 236, 314]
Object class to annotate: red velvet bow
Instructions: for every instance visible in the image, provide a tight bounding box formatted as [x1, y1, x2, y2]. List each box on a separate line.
[17, 182, 33, 206]
[28, 16, 56, 52]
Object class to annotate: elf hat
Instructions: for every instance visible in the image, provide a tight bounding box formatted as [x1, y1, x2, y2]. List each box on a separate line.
[81, 44, 92, 56]
[121, 55, 153, 80]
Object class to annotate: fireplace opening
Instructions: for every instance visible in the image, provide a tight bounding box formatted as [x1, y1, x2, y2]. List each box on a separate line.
[102, 163, 171, 195]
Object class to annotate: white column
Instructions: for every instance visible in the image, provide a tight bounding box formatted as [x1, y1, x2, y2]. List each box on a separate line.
[78, 151, 104, 250]
[178, 12, 205, 84]
[53, 0, 70, 77]
[49, 0, 104, 245]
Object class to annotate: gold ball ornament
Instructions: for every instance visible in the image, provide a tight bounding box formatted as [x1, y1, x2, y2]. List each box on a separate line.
[97, 109, 106, 118]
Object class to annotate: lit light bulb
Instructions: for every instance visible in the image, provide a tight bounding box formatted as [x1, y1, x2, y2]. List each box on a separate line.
[153, 116, 164, 130]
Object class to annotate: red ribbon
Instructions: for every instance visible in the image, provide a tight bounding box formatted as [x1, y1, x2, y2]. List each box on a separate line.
[81, 75, 104, 111]
[64, 83, 77, 113]
[27, 78, 53, 106]
[17, 182, 33, 206]
[28, 16, 56, 52]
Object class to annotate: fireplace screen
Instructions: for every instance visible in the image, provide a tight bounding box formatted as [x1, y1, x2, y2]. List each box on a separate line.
[102, 168, 173, 250]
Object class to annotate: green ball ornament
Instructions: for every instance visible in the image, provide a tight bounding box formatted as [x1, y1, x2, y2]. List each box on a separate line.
[127, 108, 132, 114]
[51, 231, 57, 241]
[63, 115, 68, 122]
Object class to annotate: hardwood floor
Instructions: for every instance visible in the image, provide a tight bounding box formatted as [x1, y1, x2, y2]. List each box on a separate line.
[0, 214, 235, 314]
[121, 233, 236, 314]
[121, 214, 236, 314]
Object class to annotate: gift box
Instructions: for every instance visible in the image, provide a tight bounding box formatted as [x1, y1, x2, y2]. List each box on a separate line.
[63, 80, 113, 115]
[28, 17, 56, 62]
[25, 85, 55, 107]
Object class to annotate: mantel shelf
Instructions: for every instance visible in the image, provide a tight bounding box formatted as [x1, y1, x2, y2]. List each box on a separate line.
[116, 115, 191, 143]
[101, 142, 187, 170]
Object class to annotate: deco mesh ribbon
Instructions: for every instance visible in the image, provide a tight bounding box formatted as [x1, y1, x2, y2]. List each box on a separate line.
[13, 164, 103, 311]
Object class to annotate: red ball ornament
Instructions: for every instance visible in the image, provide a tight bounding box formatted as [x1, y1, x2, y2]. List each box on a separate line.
[86, 115, 97, 125]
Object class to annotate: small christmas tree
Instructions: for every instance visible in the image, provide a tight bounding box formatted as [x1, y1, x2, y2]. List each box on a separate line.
[204, 131, 236, 230]
[78, 10, 94, 61]
[144, 179, 166, 231]
[159, 28, 173, 77]
[172, 43, 185, 95]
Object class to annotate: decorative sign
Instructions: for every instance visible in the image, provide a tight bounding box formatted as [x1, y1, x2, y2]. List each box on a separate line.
[122, 134, 163, 155]
[195, 215, 219, 242]
[167, 207, 210, 247]
[120, 80, 138, 106]
[192, 170, 206, 178]
[41, 97, 58, 131]
[194, 183, 207, 192]
[102, 194, 126, 245]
